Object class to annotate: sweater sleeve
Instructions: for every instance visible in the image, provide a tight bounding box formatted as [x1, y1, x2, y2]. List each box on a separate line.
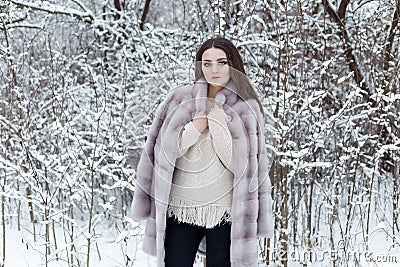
[207, 108, 234, 173]
[176, 121, 202, 158]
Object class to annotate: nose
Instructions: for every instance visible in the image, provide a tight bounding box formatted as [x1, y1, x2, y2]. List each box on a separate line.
[211, 63, 219, 73]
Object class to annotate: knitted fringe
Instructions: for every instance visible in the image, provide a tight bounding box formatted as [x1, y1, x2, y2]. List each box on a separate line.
[167, 196, 231, 229]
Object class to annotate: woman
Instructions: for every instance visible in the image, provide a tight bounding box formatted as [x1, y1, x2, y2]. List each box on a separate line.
[129, 37, 273, 267]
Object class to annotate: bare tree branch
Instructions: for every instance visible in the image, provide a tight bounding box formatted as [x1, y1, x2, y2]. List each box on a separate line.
[114, 0, 122, 20]
[10, 0, 93, 22]
[140, 0, 152, 31]
[225, 0, 230, 31]
[384, 0, 400, 71]
[322, 0, 344, 27]
[322, 0, 371, 101]
[337, 0, 350, 20]
[0, 14, 27, 31]
[69, 0, 91, 14]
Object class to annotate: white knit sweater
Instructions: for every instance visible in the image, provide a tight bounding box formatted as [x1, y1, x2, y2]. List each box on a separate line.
[167, 107, 235, 228]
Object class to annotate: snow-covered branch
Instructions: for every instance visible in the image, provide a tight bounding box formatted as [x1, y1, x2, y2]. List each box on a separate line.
[384, 0, 400, 71]
[10, 0, 94, 22]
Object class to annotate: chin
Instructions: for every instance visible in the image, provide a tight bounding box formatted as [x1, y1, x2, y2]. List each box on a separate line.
[208, 80, 227, 88]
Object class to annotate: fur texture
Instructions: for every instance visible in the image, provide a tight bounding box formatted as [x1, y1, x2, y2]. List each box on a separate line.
[129, 80, 273, 266]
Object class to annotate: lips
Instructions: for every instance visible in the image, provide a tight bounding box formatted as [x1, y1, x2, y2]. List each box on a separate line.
[211, 76, 220, 79]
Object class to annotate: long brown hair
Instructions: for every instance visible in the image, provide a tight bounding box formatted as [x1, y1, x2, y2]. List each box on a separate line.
[195, 37, 264, 115]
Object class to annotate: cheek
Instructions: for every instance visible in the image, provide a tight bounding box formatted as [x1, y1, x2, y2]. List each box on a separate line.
[222, 68, 231, 78]
[201, 67, 211, 76]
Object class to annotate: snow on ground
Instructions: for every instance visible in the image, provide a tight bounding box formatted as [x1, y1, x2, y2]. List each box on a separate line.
[1, 218, 204, 267]
[2, 219, 400, 266]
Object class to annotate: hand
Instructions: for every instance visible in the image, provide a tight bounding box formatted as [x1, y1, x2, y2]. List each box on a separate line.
[213, 101, 220, 109]
[192, 110, 208, 133]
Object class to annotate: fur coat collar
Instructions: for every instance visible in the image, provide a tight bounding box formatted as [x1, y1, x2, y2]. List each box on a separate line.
[129, 79, 273, 266]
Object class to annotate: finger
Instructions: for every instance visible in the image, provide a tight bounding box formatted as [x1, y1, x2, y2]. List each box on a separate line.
[195, 111, 206, 118]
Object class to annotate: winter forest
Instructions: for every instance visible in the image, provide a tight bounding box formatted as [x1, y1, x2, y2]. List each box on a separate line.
[1, 0, 400, 266]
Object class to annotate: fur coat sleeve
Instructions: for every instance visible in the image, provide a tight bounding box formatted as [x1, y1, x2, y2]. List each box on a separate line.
[130, 93, 173, 221]
[254, 105, 274, 238]
[236, 99, 274, 239]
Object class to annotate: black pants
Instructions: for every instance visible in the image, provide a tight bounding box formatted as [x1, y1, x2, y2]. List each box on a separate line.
[164, 216, 231, 267]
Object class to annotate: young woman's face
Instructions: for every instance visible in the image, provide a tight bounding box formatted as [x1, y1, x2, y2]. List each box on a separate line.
[201, 48, 231, 90]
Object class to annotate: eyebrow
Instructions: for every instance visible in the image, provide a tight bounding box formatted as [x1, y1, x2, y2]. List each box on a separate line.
[203, 58, 228, 61]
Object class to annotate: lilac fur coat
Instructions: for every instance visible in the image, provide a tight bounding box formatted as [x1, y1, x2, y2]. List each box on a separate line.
[129, 79, 273, 266]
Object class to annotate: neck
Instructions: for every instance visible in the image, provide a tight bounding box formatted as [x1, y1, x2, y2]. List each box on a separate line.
[207, 84, 223, 99]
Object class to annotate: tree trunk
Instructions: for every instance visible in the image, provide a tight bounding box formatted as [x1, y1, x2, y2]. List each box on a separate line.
[140, 0, 152, 30]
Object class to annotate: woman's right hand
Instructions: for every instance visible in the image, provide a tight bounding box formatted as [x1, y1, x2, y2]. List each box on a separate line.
[192, 110, 208, 133]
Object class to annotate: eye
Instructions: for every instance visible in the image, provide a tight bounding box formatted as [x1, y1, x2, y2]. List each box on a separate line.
[202, 62, 211, 67]
[218, 61, 228, 66]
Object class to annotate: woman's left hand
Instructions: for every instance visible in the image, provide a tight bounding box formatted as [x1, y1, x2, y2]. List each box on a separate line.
[213, 100, 220, 110]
